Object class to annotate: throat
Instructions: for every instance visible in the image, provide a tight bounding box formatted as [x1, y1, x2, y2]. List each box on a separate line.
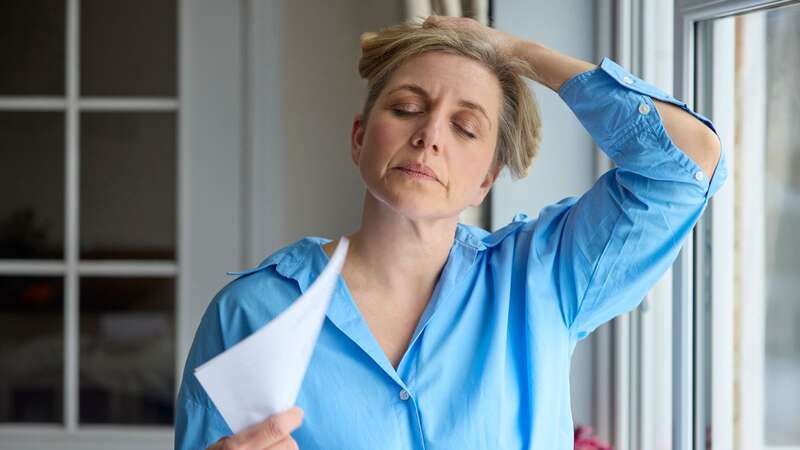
[348, 286, 434, 369]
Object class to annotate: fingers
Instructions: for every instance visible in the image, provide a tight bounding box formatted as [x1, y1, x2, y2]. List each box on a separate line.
[423, 14, 478, 28]
[210, 435, 299, 450]
[219, 407, 304, 450]
[359, 32, 378, 48]
[269, 436, 300, 450]
[423, 14, 448, 27]
[360, 15, 480, 50]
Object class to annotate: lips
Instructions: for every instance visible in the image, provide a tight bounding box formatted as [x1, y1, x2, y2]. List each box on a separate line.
[393, 162, 439, 182]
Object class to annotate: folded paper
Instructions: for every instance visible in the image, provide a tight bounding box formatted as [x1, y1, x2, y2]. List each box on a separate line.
[195, 237, 349, 433]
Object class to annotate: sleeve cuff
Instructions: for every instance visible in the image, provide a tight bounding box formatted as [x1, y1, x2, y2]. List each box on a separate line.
[560, 57, 718, 135]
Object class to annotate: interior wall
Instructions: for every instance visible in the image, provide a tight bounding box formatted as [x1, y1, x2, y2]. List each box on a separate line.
[249, 0, 402, 263]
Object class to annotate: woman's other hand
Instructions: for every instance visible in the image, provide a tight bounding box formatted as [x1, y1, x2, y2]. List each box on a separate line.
[206, 407, 304, 450]
[421, 15, 523, 58]
[418, 14, 596, 91]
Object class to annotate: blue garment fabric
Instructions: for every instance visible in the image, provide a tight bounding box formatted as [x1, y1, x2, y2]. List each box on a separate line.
[175, 57, 728, 450]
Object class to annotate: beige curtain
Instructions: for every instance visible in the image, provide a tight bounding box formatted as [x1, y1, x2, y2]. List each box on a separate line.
[404, 0, 489, 24]
[402, 0, 491, 228]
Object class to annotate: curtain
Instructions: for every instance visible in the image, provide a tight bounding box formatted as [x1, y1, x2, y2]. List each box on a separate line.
[404, 0, 489, 25]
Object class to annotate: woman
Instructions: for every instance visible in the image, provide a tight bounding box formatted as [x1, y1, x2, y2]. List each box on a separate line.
[176, 15, 726, 450]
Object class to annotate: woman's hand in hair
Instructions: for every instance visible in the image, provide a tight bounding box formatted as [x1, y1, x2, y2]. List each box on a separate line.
[421, 15, 523, 58]
[206, 407, 303, 450]
[425, 15, 595, 92]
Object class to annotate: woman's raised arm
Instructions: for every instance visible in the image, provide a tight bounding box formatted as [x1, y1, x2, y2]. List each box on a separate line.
[511, 38, 721, 177]
[422, 15, 728, 341]
[424, 14, 721, 177]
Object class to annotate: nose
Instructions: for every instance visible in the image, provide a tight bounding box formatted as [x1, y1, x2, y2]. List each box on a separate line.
[410, 116, 441, 152]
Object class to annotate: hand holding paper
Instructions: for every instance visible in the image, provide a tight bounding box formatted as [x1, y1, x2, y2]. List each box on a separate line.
[204, 407, 304, 450]
[195, 237, 349, 433]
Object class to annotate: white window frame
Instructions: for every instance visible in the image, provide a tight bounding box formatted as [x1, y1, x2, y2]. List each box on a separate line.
[0, 1, 245, 448]
[592, 3, 677, 450]
[594, 2, 791, 450]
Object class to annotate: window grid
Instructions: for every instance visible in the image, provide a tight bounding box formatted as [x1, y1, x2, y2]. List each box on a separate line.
[0, 99, 178, 111]
[0, 0, 178, 434]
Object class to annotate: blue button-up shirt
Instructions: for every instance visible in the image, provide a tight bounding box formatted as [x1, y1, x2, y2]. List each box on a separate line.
[175, 57, 728, 450]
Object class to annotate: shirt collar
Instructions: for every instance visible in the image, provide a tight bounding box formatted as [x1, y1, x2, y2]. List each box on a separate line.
[227, 216, 531, 287]
[223, 219, 528, 383]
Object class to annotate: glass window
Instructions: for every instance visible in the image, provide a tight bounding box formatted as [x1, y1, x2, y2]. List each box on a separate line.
[0, 276, 64, 423]
[79, 112, 176, 260]
[79, 277, 174, 425]
[0, 0, 178, 432]
[80, 0, 177, 96]
[761, 6, 800, 444]
[0, 1, 65, 96]
[697, 4, 800, 448]
[0, 112, 65, 259]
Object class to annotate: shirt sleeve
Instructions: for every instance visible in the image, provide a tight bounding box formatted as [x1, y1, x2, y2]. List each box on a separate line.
[530, 57, 728, 343]
[174, 299, 233, 450]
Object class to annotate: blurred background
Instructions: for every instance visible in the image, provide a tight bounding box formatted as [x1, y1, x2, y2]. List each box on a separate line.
[0, 1, 797, 449]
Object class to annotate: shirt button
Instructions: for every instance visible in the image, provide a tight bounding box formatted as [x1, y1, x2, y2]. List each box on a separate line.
[694, 171, 706, 181]
[623, 76, 634, 84]
[638, 103, 651, 115]
[399, 389, 410, 401]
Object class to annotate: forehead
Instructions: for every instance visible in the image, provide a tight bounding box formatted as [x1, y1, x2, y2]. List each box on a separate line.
[383, 52, 502, 112]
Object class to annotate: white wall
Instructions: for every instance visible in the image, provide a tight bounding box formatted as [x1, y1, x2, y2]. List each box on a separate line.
[248, 0, 402, 264]
[492, 0, 598, 429]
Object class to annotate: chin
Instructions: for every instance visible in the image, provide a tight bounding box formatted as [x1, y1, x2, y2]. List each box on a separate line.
[370, 187, 457, 222]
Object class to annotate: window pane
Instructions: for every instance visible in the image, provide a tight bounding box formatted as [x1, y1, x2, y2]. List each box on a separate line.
[80, 0, 176, 96]
[699, 5, 800, 447]
[763, 6, 800, 445]
[0, 276, 63, 423]
[0, 0, 65, 96]
[0, 112, 65, 259]
[79, 276, 174, 425]
[79, 112, 176, 260]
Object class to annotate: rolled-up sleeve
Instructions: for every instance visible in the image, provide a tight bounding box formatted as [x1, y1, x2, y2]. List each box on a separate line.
[530, 57, 728, 342]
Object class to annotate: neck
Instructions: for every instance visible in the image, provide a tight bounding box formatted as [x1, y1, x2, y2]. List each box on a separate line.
[333, 190, 458, 294]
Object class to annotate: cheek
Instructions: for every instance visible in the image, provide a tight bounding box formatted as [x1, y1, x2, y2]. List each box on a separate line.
[448, 147, 493, 188]
[369, 117, 407, 147]
[360, 117, 408, 165]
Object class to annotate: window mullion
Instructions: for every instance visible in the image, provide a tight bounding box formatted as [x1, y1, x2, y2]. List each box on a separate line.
[64, 0, 80, 433]
[672, 241, 694, 450]
[707, 15, 736, 449]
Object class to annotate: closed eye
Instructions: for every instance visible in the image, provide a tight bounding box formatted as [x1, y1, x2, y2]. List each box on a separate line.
[391, 109, 420, 117]
[392, 108, 477, 139]
[453, 123, 476, 139]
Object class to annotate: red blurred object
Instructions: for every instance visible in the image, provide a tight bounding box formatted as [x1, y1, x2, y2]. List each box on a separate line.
[22, 283, 55, 305]
[574, 425, 613, 450]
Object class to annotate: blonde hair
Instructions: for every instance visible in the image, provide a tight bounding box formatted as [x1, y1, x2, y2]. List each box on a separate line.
[358, 21, 542, 179]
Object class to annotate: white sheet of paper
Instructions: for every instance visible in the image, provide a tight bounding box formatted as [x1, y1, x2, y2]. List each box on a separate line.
[194, 237, 349, 433]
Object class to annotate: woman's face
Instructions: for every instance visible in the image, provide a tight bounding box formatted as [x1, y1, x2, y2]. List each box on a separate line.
[351, 51, 503, 221]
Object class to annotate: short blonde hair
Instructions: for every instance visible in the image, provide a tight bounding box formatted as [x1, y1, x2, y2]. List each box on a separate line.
[358, 21, 542, 179]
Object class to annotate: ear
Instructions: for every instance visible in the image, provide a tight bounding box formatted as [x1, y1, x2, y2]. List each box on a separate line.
[351, 113, 365, 166]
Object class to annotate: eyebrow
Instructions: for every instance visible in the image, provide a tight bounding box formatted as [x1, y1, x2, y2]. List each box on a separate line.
[386, 83, 492, 130]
